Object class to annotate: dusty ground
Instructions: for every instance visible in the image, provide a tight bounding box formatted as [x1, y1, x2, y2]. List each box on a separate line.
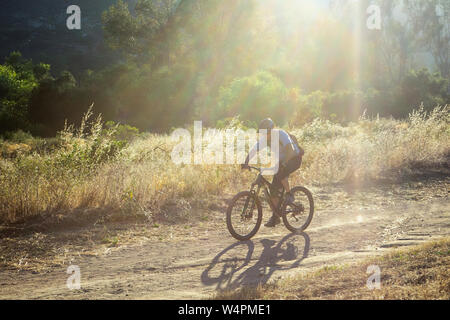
[214, 238, 450, 300]
[0, 169, 448, 299]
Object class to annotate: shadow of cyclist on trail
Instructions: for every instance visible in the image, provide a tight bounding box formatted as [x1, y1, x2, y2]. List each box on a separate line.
[201, 232, 310, 292]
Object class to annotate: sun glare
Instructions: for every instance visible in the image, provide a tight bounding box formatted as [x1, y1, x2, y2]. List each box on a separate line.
[274, 0, 324, 21]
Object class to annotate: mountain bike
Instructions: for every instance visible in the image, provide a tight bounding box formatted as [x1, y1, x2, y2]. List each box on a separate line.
[226, 166, 314, 241]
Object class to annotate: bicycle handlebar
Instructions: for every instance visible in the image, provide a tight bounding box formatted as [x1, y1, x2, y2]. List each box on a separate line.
[246, 165, 261, 173]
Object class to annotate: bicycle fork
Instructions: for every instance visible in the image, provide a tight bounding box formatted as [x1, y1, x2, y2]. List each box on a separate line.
[242, 184, 261, 218]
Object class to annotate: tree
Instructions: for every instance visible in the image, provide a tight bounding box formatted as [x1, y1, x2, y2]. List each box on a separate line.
[399, 68, 449, 113]
[216, 71, 292, 125]
[29, 70, 83, 136]
[404, 0, 450, 78]
[0, 52, 39, 133]
[102, 0, 181, 64]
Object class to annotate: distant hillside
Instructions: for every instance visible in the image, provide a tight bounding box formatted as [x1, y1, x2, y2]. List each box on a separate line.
[0, 0, 137, 76]
[0, 0, 439, 78]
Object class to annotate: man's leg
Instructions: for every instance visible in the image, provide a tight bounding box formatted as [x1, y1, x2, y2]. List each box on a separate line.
[281, 178, 290, 193]
[280, 156, 302, 205]
[266, 170, 285, 227]
[269, 172, 284, 213]
[271, 178, 289, 208]
[283, 155, 302, 196]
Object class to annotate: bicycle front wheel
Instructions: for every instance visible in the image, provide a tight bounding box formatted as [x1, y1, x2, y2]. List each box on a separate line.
[281, 186, 314, 233]
[226, 191, 262, 241]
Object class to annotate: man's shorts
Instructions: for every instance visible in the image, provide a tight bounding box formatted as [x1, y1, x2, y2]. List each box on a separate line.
[270, 155, 302, 199]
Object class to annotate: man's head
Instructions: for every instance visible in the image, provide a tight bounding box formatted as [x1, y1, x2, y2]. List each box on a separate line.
[259, 118, 275, 131]
[259, 118, 275, 139]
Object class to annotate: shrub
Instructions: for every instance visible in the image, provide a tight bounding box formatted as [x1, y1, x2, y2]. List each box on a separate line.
[216, 71, 293, 125]
[0, 105, 448, 224]
[104, 121, 141, 142]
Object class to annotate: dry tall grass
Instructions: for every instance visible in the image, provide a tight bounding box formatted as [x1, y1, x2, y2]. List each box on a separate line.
[0, 105, 448, 224]
[292, 105, 450, 184]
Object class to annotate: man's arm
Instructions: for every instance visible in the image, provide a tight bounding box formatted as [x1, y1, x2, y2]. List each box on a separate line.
[243, 135, 266, 167]
[243, 141, 258, 167]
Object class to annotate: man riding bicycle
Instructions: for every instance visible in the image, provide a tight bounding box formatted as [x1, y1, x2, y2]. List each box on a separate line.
[241, 118, 303, 227]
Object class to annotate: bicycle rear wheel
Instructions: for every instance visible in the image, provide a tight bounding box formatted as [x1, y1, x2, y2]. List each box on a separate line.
[226, 191, 262, 241]
[281, 186, 314, 233]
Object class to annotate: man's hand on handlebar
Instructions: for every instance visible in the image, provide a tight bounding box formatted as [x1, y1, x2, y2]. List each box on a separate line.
[241, 163, 250, 171]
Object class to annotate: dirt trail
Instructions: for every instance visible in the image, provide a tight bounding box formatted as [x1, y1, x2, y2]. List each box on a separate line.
[0, 179, 449, 299]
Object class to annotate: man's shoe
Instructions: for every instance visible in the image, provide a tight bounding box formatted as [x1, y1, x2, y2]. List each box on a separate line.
[285, 192, 295, 205]
[264, 214, 281, 227]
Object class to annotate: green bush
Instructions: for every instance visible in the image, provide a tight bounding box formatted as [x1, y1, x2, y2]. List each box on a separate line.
[290, 90, 327, 126]
[397, 69, 449, 116]
[1, 129, 34, 143]
[104, 121, 140, 142]
[0, 61, 37, 133]
[57, 107, 128, 172]
[215, 115, 256, 130]
[290, 69, 449, 126]
[216, 71, 293, 125]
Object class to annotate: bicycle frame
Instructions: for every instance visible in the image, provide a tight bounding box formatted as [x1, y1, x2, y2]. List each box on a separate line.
[247, 166, 285, 215]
